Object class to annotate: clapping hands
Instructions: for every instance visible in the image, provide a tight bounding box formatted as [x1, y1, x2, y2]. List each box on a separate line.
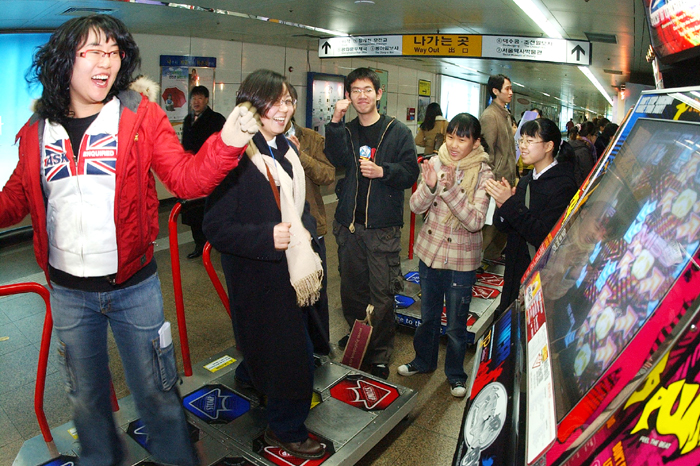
[485, 177, 515, 207]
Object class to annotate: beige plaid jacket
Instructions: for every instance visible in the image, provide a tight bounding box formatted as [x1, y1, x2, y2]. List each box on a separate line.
[410, 158, 493, 271]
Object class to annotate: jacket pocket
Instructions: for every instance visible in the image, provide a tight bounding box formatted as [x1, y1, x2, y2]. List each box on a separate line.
[152, 339, 179, 391]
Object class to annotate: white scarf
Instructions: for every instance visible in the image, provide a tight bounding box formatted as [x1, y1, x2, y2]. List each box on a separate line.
[246, 142, 324, 307]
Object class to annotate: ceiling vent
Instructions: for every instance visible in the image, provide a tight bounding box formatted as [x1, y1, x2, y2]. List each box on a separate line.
[584, 32, 617, 44]
[62, 7, 115, 16]
[603, 69, 624, 75]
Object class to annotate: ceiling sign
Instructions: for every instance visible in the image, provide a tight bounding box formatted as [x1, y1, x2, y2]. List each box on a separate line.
[481, 36, 591, 65]
[319, 35, 591, 66]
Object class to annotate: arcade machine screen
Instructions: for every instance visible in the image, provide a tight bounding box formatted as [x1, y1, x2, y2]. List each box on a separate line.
[529, 117, 700, 422]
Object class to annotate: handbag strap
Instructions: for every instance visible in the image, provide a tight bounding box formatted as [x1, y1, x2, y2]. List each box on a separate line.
[524, 183, 537, 260]
[265, 163, 281, 210]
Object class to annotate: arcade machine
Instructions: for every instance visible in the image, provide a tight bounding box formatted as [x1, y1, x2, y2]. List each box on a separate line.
[14, 217, 419, 466]
[452, 85, 700, 466]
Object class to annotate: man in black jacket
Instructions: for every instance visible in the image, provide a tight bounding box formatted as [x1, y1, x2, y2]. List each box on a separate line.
[181, 85, 226, 258]
[325, 68, 419, 379]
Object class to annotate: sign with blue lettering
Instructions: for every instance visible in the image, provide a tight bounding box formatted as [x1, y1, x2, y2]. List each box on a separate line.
[183, 385, 251, 424]
[159, 55, 217, 67]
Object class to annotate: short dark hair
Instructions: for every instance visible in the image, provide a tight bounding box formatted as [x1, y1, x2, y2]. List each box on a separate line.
[190, 85, 209, 99]
[345, 67, 381, 93]
[236, 69, 288, 116]
[486, 74, 510, 99]
[521, 118, 573, 161]
[28, 14, 140, 125]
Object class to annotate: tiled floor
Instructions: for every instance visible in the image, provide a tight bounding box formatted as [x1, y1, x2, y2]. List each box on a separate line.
[0, 195, 478, 466]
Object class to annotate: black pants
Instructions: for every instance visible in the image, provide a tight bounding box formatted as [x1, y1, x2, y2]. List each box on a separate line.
[334, 221, 403, 365]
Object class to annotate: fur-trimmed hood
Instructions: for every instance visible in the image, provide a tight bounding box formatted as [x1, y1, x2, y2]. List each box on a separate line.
[129, 75, 159, 102]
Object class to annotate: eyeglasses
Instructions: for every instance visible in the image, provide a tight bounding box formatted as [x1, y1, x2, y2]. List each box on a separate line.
[350, 88, 375, 96]
[78, 49, 125, 61]
[272, 98, 296, 109]
[518, 138, 545, 147]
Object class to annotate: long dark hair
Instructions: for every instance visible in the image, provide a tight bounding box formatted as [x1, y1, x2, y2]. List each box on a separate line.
[420, 102, 443, 131]
[446, 113, 489, 154]
[236, 69, 288, 115]
[520, 118, 573, 161]
[27, 15, 140, 125]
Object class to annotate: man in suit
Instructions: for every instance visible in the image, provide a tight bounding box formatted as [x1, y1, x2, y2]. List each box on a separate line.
[181, 85, 226, 258]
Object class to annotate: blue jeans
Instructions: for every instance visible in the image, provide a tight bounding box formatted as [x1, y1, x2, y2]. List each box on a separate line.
[411, 261, 475, 384]
[51, 273, 197, 466]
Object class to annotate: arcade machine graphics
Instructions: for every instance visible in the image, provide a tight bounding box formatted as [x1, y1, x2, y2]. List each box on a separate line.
[395, 257, 504, 345]
[452, 86, 700, 466]
[15, 343, 418, 466]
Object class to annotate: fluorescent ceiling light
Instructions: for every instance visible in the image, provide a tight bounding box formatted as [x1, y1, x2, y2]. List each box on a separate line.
[511, 0, 563, 39]
[578, 66, 613, 106]
[512, 81, 526, 87]
[511, 0, 613, 107]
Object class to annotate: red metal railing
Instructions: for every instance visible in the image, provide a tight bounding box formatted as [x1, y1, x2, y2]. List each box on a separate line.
[167, 201, 192, 376]
[0, 283, 53, 445]
[202, 242, 230, 317]
[407, 156, 425, 260]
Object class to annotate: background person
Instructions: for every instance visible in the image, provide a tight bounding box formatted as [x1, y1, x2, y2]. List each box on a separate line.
[480, 74, 516, 262]
[325, 67, 419, 379]
[414, 102, 448, 155]
[571, 120, 598, 186]
[485, 118, 578, 319]
[286, 83, 335, 355]
[397, 113, 493, 398]
[0, 14, 256, 466]
[203, 69, 325, 460]
[180, 85, 226, 259]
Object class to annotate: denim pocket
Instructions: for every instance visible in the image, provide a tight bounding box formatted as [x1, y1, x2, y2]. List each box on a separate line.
[57, 339, 77, 394]
[152, 339, 178, 391]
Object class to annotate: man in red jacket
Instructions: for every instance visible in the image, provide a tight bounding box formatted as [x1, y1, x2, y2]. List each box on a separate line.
[0, 15, 257, 466]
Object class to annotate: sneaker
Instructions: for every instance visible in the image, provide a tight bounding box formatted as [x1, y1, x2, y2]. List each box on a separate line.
[338, 334, 350, 349]
[397, 362, 420, 377]
[370, 364, 390, 380]
[450, 381, 467, 398]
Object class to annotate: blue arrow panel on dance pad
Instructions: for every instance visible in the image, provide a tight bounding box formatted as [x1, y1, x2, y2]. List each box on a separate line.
[183, 384, 251, 424]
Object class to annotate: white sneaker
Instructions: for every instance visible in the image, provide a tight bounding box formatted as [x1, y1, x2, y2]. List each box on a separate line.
[397, 362, 420, 376]
[450, 381, 467, 398]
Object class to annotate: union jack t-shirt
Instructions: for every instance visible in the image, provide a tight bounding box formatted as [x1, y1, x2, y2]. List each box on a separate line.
[41, 98, 120, 277]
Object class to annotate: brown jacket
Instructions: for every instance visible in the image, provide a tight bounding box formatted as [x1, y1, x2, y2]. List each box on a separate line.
[480, 102, 517, 185]
[415, 116, 448, 155]
[295, 123, 335, 236]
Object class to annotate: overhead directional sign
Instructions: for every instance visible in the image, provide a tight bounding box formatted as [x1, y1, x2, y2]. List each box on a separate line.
[319, 34, 591, 66]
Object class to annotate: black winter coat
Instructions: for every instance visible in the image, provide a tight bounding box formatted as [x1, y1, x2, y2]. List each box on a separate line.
[570, 139, 596, 187]
[494, 159, 578, 313]
[180, 106, 226, 226]
[203, 133, 318, 400]
[325, 116, 419, 230]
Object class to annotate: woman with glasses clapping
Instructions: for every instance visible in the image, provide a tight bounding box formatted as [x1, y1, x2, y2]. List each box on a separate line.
[484, 118, 578, 319]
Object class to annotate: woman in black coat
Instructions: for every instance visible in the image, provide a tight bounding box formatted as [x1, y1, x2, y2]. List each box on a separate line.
[203, 70, 325, 460]
[485, 118, 579, 319]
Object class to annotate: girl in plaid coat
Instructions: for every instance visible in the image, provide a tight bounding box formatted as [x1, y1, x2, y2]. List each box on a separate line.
[397, 113, 494, 397]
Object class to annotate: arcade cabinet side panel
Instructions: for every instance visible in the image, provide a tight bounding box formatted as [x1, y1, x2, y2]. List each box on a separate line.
[452, 305, 522, 466]
[562, 292, 700, 466]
